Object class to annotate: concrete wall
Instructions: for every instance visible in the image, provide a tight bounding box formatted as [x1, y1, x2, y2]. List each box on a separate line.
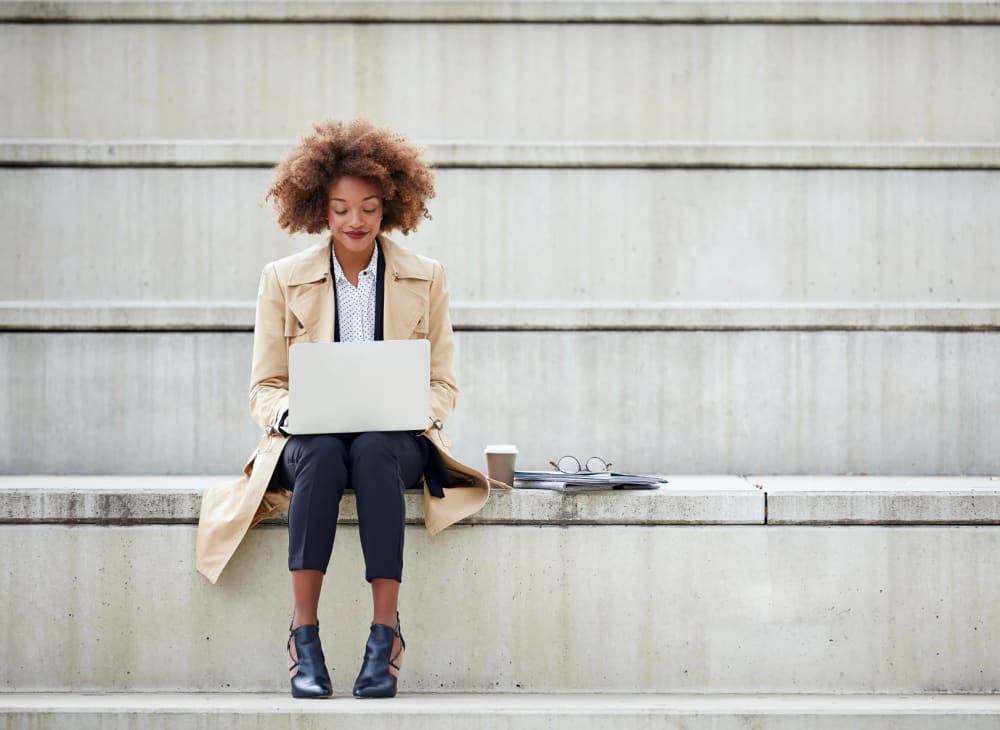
[3, 23, 1000, 141]
[1, 2, 1000, 725]
[1, 6, 997, 477]
[4, 167, 1000, 304]
[2, 331, 997, 474]
[2, 522, 999, 693]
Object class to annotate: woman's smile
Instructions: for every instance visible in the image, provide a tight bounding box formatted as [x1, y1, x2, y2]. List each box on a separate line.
[328, 176, 384, 260]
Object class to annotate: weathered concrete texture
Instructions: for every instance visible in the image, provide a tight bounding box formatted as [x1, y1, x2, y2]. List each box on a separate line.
[4, 302, 1000, 332]
[2, 25, 999, 140]
[1, 524, 999, 692]
[0, 475, 764, 525]
[4, 0, 1000, 22]
[2, 331, 999, 474]
[4, 168, 1000, 304]
[3, 693, 1000, 730]
[7, 140, 1000, 168]
[5, 475, 1000, 526]
[0, 333, 260, 474]
[756, 476, 1000, 524]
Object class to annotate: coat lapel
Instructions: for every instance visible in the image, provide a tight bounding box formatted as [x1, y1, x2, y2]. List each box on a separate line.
[285, 243, 334, 343]
[381, 236, 433, 340]
[281, 236, 432, 343]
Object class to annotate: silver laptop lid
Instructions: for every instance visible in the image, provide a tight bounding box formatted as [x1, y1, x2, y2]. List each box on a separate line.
[286, 340, 430, 434]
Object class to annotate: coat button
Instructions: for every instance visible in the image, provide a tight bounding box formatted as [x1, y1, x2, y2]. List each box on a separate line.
[297, 321, 304, 328]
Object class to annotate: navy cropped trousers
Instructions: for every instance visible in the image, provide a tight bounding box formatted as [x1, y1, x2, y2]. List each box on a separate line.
[271, 432, 427, 582]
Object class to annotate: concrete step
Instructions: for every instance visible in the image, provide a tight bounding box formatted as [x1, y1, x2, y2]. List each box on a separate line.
[5, 475, 998, 525]
[0, 474, 765, 526]
[2, 23, 998, 141]
[8, 475, 998, 526]
[1, 476, 998, 693]
[1, 330, 998, 474]
[3, 165, 999, 304]
[4, 0, 1000, 23]
[3, 693, 1000, 730]
[9, 140, 1000, 168]
[5, 302, 999, 332]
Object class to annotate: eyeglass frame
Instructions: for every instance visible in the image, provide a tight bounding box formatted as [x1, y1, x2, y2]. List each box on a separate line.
[548, 455, 613, 474]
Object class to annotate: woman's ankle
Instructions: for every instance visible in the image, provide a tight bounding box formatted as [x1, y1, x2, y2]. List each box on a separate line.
[291, 610, 319, 630]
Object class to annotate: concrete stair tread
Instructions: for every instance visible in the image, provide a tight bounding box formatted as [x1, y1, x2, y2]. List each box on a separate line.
[2, 0, 999, 23]
[4, 692, 1000, 715]
[3, 475, 1000, 525]
[7, 694, 1000, 728]
[6, 140, 1000, 169]
[757, 476, 1000, 524]
[4, 301, 1000, 331]
[0, 474, 763, 525]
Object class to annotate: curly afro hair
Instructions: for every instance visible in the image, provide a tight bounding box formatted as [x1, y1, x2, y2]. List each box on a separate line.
[266, 118, 435, 235]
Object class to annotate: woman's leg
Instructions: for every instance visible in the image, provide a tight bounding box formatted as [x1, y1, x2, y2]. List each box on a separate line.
[273, 434, 351, 698]
[349, 432, 425, 681]
[370, 579, 400, 628]
[348, 431, 425, 590]
[277, 434, 352, 626]
[370, 578, 403, 678]
[291, 571, 324, 629]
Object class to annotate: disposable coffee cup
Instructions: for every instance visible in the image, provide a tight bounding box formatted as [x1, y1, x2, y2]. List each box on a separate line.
[484, 444, 518, 487]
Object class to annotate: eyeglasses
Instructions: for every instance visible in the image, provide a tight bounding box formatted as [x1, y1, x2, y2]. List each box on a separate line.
[549, 455, 613, 474]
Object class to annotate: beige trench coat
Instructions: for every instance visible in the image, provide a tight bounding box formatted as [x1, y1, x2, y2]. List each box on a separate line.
[195, 236, 498, 584]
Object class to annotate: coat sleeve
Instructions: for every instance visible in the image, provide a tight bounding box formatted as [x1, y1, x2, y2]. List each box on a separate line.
[427, 260, 459, 427]
[249, 262, 291, 431]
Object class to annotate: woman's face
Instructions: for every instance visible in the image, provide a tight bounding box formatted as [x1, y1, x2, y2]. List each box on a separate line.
[327, 176, 383, 256]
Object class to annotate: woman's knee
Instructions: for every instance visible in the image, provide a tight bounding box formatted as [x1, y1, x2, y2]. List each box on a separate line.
[287, 435, 350, 483]
[295, 434, 349, 463]
[349, 432, 399, 466]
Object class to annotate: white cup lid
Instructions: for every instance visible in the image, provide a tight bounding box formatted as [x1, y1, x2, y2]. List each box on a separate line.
[484, 444, 518, 454]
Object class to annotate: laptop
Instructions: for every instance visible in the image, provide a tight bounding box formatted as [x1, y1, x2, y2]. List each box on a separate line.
[285, 340, 430, 434]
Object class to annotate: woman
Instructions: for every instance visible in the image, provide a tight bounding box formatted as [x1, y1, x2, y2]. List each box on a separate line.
[195, 119, 499, 699]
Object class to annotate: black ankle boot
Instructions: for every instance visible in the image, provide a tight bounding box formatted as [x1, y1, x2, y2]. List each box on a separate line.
[352, 615, 405, 698]
[288, 623, 333, 699]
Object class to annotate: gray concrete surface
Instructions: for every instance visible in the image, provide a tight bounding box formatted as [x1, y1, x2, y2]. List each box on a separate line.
[2, 330, 998, 475]
[2, 523, 998, 692]
[4, 302, 1000, 332]
[7, 140, 1000, 168]
[3, 693, 1000, 730]
[4, 168, 1000, 304]
[6, 475, 1000, 525]
[3, 24, 999, 141]
[3, 0, 1000, 22]
[756, 475, 1000, 523]
[3, 2, 998, 718]
[0, 475, 764, 525]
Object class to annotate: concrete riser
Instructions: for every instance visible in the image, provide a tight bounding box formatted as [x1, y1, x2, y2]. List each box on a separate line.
[2, 524, 998, 693]
[2, 331, 998, 474]
[2, 24, 999, 141]
[4, 168, 1000, 304]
